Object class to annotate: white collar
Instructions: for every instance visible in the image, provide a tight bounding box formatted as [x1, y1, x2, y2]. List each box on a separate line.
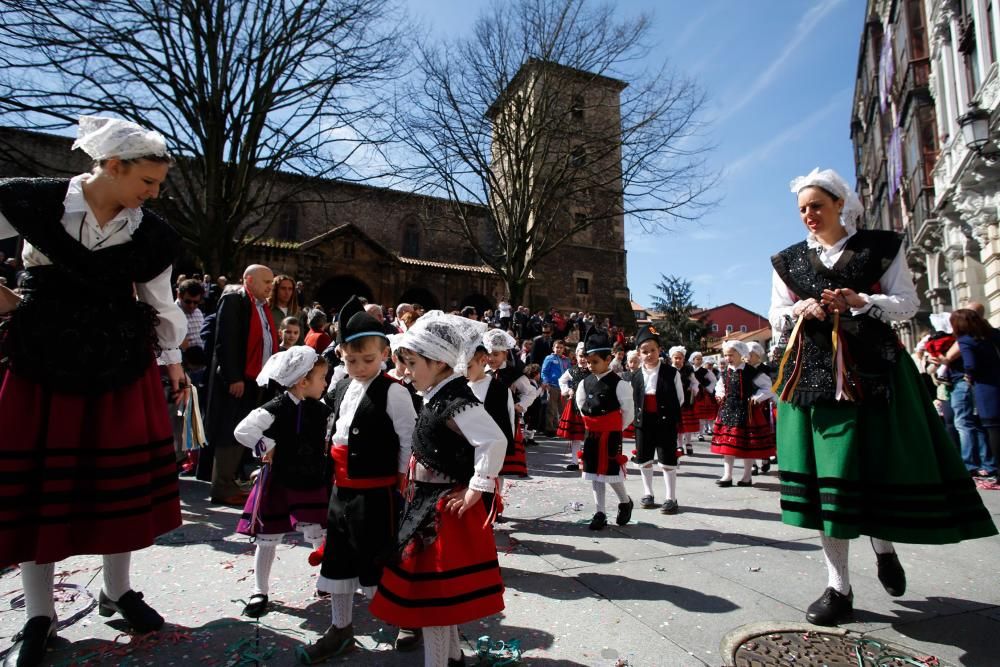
[806, 228, 855, 252]
[284, 391, 303, 404]
[641, 362, 660, 375]
[64, 174, 144, 234]
[421, 372, 463, 400]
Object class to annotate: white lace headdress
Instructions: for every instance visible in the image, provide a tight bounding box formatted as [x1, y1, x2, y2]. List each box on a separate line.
[688, 351, 703, 364]
[668, 345, 687, 358]
[396, 310, 488, 372]
[482, 329, 517, 352]
[721, 340, 750, 358]
[72, 116, 169, 161]
[256, 346, 320, 388]
[790, 168, 863, 234]
[747, 341, 766, 359]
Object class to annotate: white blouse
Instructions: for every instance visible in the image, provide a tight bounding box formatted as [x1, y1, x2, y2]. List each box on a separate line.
[714, 363, 775, 403]
[768, 230, 919, 334]
[0, 174, 185, 365]
[330, 375, 416, 474]
[642, 361, 685, 406]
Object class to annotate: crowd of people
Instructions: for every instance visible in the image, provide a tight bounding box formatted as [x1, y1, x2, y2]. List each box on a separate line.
[0, 118, 997, 666]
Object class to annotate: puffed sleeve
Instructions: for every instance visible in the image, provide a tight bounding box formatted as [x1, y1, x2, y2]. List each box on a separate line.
[135, 265, 186, 365]
[558, 369, 573, 395]
[451, 405, 506, 492]
[751, 371, 775, 403]
[769, 269, 797, 335]
[512, 375, 538, 411]
[616, 377, 634, 429]
[234, 407, 277, 456]
[851, 246, 919, 322]
[386, 382, 417, 474]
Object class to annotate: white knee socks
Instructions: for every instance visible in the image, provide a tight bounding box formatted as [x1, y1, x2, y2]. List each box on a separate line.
[591, 481, 606, 513]
[299, 523, 326, 550]
[331, 593, 354, 628]
[102, 552, 132, 601]
[252, 533, 285, 597]
[639, 464, 655, 497]
[570, 440, 582, 460]
[721, 456, 735, 482]
[820, 534, 851, 594]
[424, 625, 461, 666]
[740, 458, 754, 483]
[661, 465, 677, 501]
[19, 561, 55, 620]
[608, 481, 628, 504]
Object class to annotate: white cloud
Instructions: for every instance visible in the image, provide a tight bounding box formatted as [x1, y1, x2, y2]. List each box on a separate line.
[716, 0, 845, 124]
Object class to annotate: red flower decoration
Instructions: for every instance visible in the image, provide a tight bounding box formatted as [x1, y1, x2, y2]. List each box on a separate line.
[631, 449, 637, 456]
[576, 451, 584, 459]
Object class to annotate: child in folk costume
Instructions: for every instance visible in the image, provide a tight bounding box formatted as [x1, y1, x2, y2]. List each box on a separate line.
[711, 340, 776, 487]
[369, 311, 507, 667]
[234, 347, 331, 619]
[630, 327, 684, 514]
[521, 363, 544, 446]
[298, 297, 417, 662]
[557, 342, 590, 470]
[576, 331, 635, 530]
[388, 333, 423, 413]
[484, 330, 538, 478]
[668, 346, 701, 454]
[689, 351, 717, 446]
[466, 343, 515, 513]
[745, 341, 776, 475]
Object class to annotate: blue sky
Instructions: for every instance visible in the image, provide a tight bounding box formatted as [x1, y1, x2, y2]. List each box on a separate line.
[407, 0, 865, 316]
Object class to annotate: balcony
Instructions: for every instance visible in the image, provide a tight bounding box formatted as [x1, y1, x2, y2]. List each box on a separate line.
[900, 58, 932, 116]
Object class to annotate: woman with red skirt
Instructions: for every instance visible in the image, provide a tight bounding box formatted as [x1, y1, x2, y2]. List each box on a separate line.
[0, 117, 186, 666]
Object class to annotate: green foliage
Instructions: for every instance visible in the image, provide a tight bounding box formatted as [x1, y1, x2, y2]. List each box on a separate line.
[648, 274, 709, 350]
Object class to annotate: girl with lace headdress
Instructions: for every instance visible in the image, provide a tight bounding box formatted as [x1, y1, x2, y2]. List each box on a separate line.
[770, 168, 997, 626]
[0, 116, 186, 664]
[369, 311, 506, 667]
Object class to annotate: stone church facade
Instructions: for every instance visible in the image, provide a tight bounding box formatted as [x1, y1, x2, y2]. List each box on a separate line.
[0, 63, 631, 319]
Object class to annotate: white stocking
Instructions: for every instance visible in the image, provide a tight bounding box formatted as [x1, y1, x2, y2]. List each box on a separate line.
[820, 534, 851, 594]
[298, 523, 326, 550]
[102, 552, 132, 601]
[740, 459, 754, 482]
[871, 537, 895, 555]
[591, 481, 606, 513]
[661, 465, 677, 501]
[19, 561, 55, 620]
[639, 464, 655, 497]
[361, 585, 377, 600]
[330, 592, 353, 628]
[449, 624, 462, 660]
[608, 481, 629, 504]
[570, 440, 582, 459]
[721, 455, 735, 482]
[424, 625, 454, 667]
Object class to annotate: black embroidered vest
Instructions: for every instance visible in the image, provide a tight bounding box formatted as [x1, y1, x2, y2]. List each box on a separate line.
[717, 366, 762, 427]
[694, 366, 711, 389]
[771, 230, 902, 405]
[327, 374, 403, 479]
[567, 365, 590, 392]
[482, 378, 515, 456]
[412, 376, 479, 483]
[581, 373, 621, 416]
[677, 363, 695, 406]
[261, 394, 332, 490]
[0, 178, 181, 392]
[631, 363, 681, 429]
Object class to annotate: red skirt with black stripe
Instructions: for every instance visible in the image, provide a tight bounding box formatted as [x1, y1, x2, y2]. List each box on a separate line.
[693, 391, 717, 421]
[679, 405, 700, 433]
[499, 421, 527, 477]
[556, 399, 585, 441]
[370, 496, 505, 627]
[0, 361, 181, 564]
[710, 403, 776, 458]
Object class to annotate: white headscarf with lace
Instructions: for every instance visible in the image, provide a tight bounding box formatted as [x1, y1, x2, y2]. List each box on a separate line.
[790, 168, 863, 234]
[396, 310, 488, 373]
[72, 116, 169, 161]
[256, 346, 320, 388]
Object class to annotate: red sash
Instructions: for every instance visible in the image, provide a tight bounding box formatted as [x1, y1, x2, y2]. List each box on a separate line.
[330, 445, 397, 489]
[582, 412, 623, 476]
[643, 394, 658, 413]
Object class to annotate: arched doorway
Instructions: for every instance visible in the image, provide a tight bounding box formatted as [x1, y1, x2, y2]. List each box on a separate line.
[398, 287, 440, 312]
[460, 293, 493, 318]
[314, 275, 374, 315]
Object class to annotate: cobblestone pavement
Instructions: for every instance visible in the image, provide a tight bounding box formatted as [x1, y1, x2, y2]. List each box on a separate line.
[1, 436, 998, 666]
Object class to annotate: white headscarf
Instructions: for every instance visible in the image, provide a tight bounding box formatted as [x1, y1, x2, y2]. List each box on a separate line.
[789, 168, 864, 234]
[575, 341, 586, 355]
[746, 341, 766, 360]
[668, 345, 687, 359]
[396, 310, 488, 372]
[482, 329, 517, 352]
[688, 351, 703, 365]
[256, 346, 320, 388]
[722, 340, 750, 358]
[72, 116, 169, 161]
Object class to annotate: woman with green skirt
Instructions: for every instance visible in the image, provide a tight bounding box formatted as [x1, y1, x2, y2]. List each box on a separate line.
[769, 168, 997, 626]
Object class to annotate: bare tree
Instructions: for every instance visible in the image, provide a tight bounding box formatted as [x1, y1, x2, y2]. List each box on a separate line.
[394, 0, 717, 306]
[0, 0, 406, 274]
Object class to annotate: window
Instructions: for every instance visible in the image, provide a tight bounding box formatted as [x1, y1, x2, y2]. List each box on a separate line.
[277, 205, 299, 240]
[711, 323, 719, 333]
[959, 0, 981, 94]
[570, 146, 586, 168]
[571, 94, 585, 120]
[402, 223, 420, 257]
[988, 0, 998, 65]
[576, 277, 589, 294]
[726, 325, 734, 334]
[907, 0, 929, 60]
[740, 325, 748, 333]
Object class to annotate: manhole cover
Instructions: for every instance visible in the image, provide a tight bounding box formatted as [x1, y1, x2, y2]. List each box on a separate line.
[735, 633, 942, 667]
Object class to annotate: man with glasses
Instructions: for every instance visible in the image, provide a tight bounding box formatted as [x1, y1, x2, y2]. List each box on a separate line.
[176, 278, 206, 350]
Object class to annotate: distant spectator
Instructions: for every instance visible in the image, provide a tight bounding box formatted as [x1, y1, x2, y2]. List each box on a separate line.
[268, 274, 305, 345]
[175, 279, 206, 349]
[304, 308, 332, 353]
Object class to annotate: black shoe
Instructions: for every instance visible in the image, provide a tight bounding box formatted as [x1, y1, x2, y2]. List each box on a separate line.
[588, 511, 607, 530]
[660, 499, 678, 514]
[715, 479, 733, 487]
[565, 463, 580, 471]
[760, 462, 771, 474]
[615, 498, 633, 525]
[736, 480, 753, 487]
[639, 495, 656, 509]
[98, 590, 164, 633]
[298, 624, 355, 663]
[806, 587, 853, 626]
[751, 464, 759, 475]
[448, 655, 466, 666]
[875, 549, 906, 597]
[686, 445, 694, 454]
[395, 627, 421, 652]
[4, 616, 55, 667]
[243, 594, 269, 618]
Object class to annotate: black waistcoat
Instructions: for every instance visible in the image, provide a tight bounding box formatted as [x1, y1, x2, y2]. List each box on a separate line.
[412, 376, 479, 483]
[581, 372, 621, 416]
[771, 230, 902, 406]
[482, 378, 515, 456]
[567, 365, 590, 392]
[717, 366, 762, 426]
[677, 363, 695, 406]
[694, 366, 711, 389]
[327, 374, 403, 479]
[631, 363, 681, 429]
[0, 178, 181, 392]
[492, 362, 523, 397]
[262, 394, 332, 490]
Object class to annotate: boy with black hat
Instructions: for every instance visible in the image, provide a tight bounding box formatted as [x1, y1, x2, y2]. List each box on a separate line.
[630, 326, 684, 514]
[298, 296, 418, 662]
[575, 331, 635, 530]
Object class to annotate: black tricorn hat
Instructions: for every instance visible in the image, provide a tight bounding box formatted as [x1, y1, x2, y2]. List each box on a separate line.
[337, 295, 386, 346]
[634, 324, 661, 349]
[584, 330, 613, 355]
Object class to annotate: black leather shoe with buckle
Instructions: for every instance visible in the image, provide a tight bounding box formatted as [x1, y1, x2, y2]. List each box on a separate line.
[99, 590, 164, 633]
[4, 616, 55, 667]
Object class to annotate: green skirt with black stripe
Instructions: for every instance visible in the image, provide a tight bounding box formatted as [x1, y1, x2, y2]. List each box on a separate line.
[777, 355, 997, 544]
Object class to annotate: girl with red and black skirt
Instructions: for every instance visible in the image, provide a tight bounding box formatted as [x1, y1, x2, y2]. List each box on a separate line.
[557, 342, 590, 470]
[689, 351, 718, 447]
[0, 117, 186, 665]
